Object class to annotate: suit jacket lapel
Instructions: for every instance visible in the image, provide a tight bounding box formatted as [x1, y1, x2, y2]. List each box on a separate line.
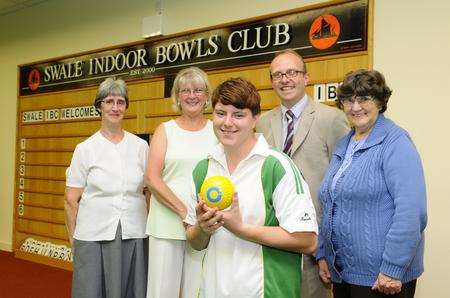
[270, 107, 283, 150]
[291, 99, 315, 155]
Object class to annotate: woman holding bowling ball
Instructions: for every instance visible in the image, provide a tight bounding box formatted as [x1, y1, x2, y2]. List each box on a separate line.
[185, 77, 318, 298]
[144, 67, 217, 298]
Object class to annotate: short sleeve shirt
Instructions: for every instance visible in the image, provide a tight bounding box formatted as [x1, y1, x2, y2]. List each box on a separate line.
[185, 135, 318, 298]
[66, 131, 149, 241]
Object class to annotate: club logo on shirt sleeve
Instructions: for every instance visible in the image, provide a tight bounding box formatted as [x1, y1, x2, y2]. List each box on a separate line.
[300, 213, 311, 221]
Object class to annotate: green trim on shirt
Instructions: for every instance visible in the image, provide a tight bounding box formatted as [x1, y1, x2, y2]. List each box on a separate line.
[270, 148, 305, 194]
[261, 155, 284, 226]
[261, 155, 302, 298]
[286, 157, 304, 194]
[192, 158, 210, 200]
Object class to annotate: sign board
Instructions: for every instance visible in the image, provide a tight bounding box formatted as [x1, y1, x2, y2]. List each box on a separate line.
[19, 0, 368, 95]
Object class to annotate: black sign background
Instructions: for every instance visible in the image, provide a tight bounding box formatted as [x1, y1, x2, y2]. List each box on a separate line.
[19, 0, 368, 95]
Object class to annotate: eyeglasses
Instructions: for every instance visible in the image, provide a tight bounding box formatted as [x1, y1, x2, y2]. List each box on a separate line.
[341, 95, 374, 107]
[179, 88, 207, 96]
[102, 98, 127, 108]
[270, 69, 306, 81]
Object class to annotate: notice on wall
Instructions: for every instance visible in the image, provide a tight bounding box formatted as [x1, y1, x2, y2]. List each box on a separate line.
[314, 82, 340, 102]
[22, 106, 100, 123]
[20, 238, 73, 262]
[22, 110, 44, 123]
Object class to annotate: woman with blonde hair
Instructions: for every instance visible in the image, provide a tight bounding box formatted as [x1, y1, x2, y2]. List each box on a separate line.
[145, 67, 217, 298]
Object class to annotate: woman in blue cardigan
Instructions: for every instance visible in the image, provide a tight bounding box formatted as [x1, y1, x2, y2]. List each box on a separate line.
[316, 70, 427, 298]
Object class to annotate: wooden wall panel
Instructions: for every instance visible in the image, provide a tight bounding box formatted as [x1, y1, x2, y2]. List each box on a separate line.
[25, 152, 73, 166]
[23, 165, 67, 180]
[307, 54, 369, 84]
[23, 178, 65, 195]
[22, 192, 64, 209]
[24, 137, 87, 151]
[21, 120, 101, 138]
[17, 219, 67, 240]
[19, 206, 65, 224]
[128, 79, 165, 100]
[144, 98, 178, 118]
[259, 90, 280, 111]
[20, 89, 96, 111]
[209, 65, 272, 90]
[143, 116, 174, 134]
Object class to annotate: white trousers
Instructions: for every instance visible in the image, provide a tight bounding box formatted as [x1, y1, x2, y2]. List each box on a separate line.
[147, 236, 204, 298]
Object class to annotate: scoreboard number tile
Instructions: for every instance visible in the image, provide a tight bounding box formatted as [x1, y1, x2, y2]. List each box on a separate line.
[18, 204, 25, 216]
[20, 151, 26, 163]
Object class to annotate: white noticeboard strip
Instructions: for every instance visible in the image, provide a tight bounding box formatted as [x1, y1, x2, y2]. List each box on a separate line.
[22, 110, 44, 123]
[22, 106, 100, 123]
[313, 82, 340, 102]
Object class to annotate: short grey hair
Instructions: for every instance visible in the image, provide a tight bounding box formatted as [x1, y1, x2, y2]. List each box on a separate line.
[171, 67, 211, 112]
[93, 77, 129, 114]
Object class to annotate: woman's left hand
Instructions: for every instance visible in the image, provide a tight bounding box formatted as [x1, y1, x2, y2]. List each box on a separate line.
[318, 259, 331, 284]
[219, 193, 245, 235]
[372, 272, 402, 295]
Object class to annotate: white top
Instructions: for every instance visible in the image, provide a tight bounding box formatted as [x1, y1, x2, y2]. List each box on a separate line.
[186, 134, 318, 298]
[280, 94, 308, 143]
[66, 131, 149, 241]
[146, 119, 217, 240]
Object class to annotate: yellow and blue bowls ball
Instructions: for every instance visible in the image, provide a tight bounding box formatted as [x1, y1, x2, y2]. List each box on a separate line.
[200, 176, 234, 210]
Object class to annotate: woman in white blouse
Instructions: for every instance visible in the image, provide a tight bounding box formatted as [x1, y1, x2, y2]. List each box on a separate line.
[145, 67, 217, 298]
[65, 78, 149, 298]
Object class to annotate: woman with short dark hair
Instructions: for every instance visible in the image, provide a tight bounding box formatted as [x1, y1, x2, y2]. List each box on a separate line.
[317, 69, 427, 298]
[65, 77, 149, 298]
[185, 78, 318, 297]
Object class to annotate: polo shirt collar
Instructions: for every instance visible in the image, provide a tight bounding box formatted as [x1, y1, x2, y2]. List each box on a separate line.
[209, 134, 270, 168]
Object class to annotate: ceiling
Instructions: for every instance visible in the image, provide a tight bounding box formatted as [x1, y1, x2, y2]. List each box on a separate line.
[0, 0, 49, 16]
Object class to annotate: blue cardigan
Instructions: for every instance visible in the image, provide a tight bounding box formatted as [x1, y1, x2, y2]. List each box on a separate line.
[316, 114, 427, 286]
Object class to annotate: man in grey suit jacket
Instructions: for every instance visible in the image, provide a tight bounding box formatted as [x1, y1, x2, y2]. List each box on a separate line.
[256, 50, 349, 298]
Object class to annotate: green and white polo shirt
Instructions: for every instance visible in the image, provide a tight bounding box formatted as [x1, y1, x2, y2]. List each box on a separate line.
[185, 135, 318, 298]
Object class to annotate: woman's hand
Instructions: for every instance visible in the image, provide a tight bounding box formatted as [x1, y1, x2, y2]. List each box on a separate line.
[196, 199, 223, 235]
[143, 186, 151, 212]
[64, 187, 84, 247]
[372, 272, 402, 295]
[318, 258, 331, 284]
[219, 194, 245, 235]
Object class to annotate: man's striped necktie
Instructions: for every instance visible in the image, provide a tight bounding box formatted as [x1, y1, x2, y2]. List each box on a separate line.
[283, 109, 295, 156]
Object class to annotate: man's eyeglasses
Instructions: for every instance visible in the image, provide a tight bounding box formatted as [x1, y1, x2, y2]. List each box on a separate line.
[179, 88, 207, 96]
[341, 95, 374, 107]
[102, 98, 127, 107]
[270, 69, 306, 81]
